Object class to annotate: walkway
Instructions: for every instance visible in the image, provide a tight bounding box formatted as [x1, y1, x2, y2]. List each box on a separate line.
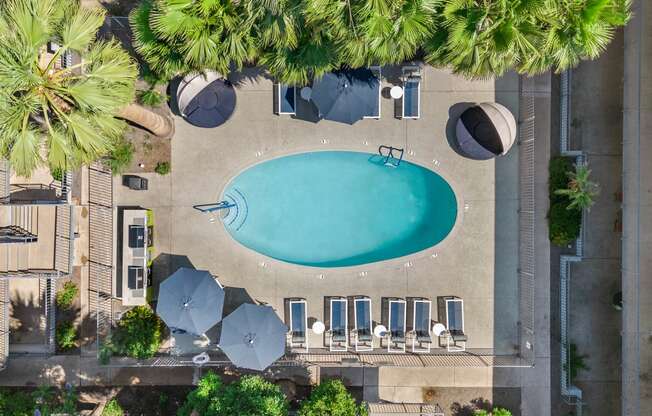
[567, 29, 624, 415]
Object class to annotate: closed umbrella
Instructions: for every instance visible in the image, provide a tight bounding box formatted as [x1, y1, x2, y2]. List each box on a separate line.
[219, 304, 287, 371]
[157, 268, 225, 335]
[311, 68, 379, 124]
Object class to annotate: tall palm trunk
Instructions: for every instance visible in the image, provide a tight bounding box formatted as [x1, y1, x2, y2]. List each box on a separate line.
[119, 104, 173, 137]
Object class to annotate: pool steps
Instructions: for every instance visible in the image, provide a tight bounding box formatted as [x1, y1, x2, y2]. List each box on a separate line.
[222, 188, 248, 231]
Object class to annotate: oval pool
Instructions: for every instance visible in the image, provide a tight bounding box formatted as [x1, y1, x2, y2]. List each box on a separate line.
[221, 151, 458, 267]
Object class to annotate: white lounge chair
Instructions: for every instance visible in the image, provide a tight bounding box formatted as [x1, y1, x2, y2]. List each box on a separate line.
[387, 299, 406, 352]
[328, 297, 348, 351]
[286, 299, 308, 351]
[352, 297, 373, 351]
[409, 298, 432, 353]
[400, 66, 421, 119]
[275, 83, 296, 115]
[442, 296, 466, 352]
[364, 66, 382, 119]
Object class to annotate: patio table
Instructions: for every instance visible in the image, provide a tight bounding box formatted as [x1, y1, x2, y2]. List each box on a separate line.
[312, 321, 325, 334]
[374, 325, 388, 338]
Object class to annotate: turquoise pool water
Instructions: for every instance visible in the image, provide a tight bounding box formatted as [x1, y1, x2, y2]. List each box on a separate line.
[221, 151, 457, 267]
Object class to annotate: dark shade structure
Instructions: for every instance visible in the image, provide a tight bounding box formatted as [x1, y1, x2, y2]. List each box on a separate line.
[177, 72, 236, 128]
[455, 102, 516, 160]
[311, 68, 379, 124]
[156, 268, 225, 335]
[219, 304, 287, 371]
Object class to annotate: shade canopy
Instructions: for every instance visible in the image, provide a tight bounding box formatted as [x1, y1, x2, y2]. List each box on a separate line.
[455, 102, 517, 160]
[311, 69, 379, 124]
[177, 72, 236, 128]
[156, 268, 225, 335]
[219, 304, 287, 371]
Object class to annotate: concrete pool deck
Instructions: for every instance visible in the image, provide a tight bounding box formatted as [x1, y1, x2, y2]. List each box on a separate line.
[114, 64, 521, 356]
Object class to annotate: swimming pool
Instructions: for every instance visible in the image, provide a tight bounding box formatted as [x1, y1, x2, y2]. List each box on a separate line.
[221, 151, 458, 267]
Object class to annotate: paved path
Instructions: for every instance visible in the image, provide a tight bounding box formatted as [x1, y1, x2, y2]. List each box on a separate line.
[568, 29, 624, 415]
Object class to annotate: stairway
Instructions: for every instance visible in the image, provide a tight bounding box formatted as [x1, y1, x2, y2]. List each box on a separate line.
[0, 206, 38, 274]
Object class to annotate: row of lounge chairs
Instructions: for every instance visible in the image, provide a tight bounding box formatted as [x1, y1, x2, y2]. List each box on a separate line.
[285, 296, 466, 353]
[274, 66, 421, 119]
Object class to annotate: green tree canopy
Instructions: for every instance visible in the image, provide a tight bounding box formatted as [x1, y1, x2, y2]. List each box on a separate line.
[0, 0, 137, 177]
[178, 372, 288, 416]
[298, 379, 368, 416]
[112, 305, 162, 359]
[131, 0, 258, 80]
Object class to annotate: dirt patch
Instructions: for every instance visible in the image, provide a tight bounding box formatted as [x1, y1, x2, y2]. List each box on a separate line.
[123, 82, 173, 174]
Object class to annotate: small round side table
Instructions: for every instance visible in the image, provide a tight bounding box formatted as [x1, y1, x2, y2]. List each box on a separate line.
[433, 323, 447, 337]
[300, 86, 313, 101]
[312, 321, 325, 335]
[373, 324, 388, 338]
[390, 86, 404, 99]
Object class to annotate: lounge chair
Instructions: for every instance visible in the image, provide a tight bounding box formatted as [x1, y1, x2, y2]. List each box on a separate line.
[275, 83, 296, 115]
[327, 297, 348, 351]
[400, 66, 421, 119]
[352, 297, 373, 351]
[286, 299, 307, 351]
[409, 298, 432, 353]
[441, 296, 467, 352]
[387, 299, 406, 352]
[363, 66, 381, 119]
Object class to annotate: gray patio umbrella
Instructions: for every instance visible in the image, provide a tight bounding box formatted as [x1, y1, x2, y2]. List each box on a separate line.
[310, 68, 379, 124]
[157, 268, 225, 335]
[219, 304, 287, 371]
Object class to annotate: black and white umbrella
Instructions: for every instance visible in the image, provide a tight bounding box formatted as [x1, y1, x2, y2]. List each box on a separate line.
[219, 304, 287, 371]
[156, 268, 225, 335]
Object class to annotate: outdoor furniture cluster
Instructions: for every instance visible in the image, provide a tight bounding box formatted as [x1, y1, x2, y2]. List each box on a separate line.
[274, 65, 421, 122]
[157, 268, 287, 371]
[284, 295, 467, 353]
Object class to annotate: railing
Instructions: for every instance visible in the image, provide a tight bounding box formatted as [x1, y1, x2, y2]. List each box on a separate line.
[517, 76, 537, 364]
[88, 162, 114, 354]
[55, 205, 74, 274]
[558, 70, 584, 416]
[42, 277, 57, 354]
[0, 280, 8, 370]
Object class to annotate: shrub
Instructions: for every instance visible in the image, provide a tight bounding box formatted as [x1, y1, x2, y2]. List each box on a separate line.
[107, 139, 134, 175]
[0, 389, 34, 415]
[474, 409, 512, 416]
[299, 379, 368, 416]
[155, 161, 171, 175]
[56, 321, 78, 350]
[178, 373, 288, 416]
[138, 89, 165, 107]
[548, 157, 582, 246]
[51, 167, 64, 182]
[554, 164, 600, 211]
[102, 398, 125, 416]
[56, 281, 78, 309]
[567, 343, 589, 382]
[112, 306, 162, 359]
[549, 202, 582, 246]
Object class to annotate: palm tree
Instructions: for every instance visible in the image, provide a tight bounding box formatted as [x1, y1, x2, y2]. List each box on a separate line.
[131, 0, 258, 80]
[532, 0, 631, 73]
[0, 0, 170, 177]
[426, 0, 544, 78]
[554, 163, 600, 211]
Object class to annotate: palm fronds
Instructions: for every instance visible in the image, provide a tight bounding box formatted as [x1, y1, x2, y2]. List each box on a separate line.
[0, 0, 137, 177]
